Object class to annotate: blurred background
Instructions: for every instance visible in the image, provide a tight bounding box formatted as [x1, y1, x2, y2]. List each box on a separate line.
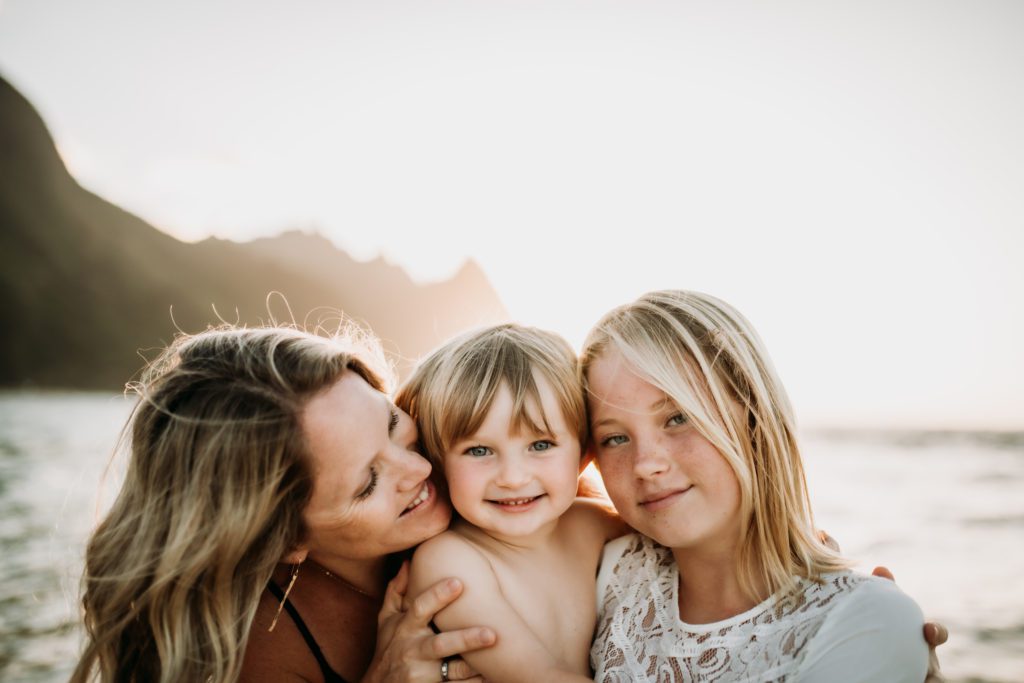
[1, 1, 1021, 681]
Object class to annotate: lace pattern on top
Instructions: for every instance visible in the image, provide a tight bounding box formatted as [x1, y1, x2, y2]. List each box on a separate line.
[591, 534, 866, 683]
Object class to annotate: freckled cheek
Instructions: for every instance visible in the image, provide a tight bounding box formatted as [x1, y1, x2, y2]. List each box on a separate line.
[595, 460, 633, 510]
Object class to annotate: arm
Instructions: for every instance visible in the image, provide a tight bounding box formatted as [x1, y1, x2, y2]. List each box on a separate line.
[570, 496, 630, 543]
[408, 534, 593, 683]
[362, 561, 496, 683]
[796, 577, 928, 683]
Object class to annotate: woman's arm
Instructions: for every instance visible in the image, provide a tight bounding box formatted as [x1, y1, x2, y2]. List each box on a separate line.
[362, 562, 496, 683]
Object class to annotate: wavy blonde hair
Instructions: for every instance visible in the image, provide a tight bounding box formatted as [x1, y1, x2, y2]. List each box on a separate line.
[72, 324, 389, 683]
[580, 290, 848, 600]
[395, 324, 587, 470]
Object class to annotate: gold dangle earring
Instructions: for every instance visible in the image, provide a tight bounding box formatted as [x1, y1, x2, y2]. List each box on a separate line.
[268, 563, 301, 632]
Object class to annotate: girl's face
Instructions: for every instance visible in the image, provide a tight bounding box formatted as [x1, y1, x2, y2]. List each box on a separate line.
[443, 377, 581, 543]
[298, 370, 452, 566]
[586, 349, 742, 554]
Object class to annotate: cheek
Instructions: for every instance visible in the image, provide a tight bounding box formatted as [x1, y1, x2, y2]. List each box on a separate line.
[595, 457, 633, 506]
[445, 462, 484, 501]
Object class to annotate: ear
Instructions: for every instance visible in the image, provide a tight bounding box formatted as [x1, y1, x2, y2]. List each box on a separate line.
[281, 546, 309, 565]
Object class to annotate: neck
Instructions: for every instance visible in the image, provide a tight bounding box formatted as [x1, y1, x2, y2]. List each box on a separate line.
[453, 516, 560, 552]
[306, 554, 389, 600]
[671, 540, 770, 625]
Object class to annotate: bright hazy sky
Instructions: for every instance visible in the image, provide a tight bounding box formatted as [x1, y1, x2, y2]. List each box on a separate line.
[1, 1, 1021, 429]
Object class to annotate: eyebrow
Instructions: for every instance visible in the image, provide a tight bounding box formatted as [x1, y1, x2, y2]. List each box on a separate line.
[591, 395, 674, 430]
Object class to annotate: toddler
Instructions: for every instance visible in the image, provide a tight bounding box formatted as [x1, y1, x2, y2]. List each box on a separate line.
[397, 324, 624, 682]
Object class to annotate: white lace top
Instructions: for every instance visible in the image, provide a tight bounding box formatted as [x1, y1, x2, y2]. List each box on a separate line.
[591, 534, 927, 683]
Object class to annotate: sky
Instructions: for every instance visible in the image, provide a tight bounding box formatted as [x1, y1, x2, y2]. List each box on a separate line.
[1, 0, 1021, 430]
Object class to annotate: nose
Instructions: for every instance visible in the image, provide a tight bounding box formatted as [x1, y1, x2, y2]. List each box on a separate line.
[495, 454, 531, 489]
[633, 435, 671, 480]
[391, 444, 432, 492]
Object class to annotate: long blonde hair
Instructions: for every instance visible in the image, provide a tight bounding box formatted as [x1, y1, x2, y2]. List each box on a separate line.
[580, 290, 847, 600]
[72, 325, 389, 683]
[396, 324, 587, 469]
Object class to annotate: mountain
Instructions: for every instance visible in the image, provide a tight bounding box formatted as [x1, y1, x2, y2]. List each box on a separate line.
[0, 75, 508, 389]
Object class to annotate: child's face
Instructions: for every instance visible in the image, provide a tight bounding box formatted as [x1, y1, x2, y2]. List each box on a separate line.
[443, 376, 581, 541]
[585, 348, 742, 553]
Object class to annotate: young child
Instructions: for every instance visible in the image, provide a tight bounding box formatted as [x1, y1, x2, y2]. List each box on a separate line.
[396, 324, 625, 682]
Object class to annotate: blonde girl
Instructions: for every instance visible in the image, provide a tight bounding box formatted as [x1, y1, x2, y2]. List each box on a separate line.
[582, 290, 929, 682]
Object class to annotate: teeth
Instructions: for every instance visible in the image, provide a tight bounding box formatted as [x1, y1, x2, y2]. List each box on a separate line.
[405, 484, 429, 511]
[494, 497, 537, 506]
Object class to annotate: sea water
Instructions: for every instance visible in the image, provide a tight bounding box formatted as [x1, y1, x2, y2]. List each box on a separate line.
[1, 392, 1021, 682]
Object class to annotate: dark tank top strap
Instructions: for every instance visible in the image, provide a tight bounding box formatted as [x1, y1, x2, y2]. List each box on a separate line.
[266, 580, 348, 683]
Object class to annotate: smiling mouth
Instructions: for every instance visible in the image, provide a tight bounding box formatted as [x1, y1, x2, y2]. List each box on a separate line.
[488, 495, 543, 508]
[400, 482, 431, 516]
[640, 486, 692, 510]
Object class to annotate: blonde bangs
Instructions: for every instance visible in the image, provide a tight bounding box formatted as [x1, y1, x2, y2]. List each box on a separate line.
[397, 325, 587, 469]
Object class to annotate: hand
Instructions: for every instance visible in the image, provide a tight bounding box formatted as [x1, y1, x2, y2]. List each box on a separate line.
[362, 561, 496, 683]
[871, 567, 947, 683]
[817, 530, 840, 552]
[923, 622, 948, 683]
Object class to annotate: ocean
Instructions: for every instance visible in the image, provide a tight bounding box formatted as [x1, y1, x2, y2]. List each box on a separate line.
[1, 391, 1021, 682]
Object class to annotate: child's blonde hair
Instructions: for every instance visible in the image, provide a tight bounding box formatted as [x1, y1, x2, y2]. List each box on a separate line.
[396, 324, 587, 468]
[580, 290, 848, 600]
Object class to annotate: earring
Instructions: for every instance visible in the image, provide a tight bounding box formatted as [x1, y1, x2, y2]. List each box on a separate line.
[268, 563, 301, 632]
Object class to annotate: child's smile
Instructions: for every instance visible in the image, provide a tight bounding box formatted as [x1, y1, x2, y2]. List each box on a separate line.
[445, 377, 581, 543]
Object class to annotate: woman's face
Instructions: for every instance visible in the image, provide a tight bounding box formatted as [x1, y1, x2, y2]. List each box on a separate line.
[297, 370, 451, 566]
[586, 348, 742, 553]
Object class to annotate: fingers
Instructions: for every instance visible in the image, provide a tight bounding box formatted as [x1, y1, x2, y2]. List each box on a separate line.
[871, 565, 895, 581]
[441, 657, 479, 681]
[421, 627, 497, 661]
[924, 621, 949, 646]
[379, 561, 411, 623]
[818, 530, 840, 552]
[925, 650, 944, 683]
[409, 577, 464, 625]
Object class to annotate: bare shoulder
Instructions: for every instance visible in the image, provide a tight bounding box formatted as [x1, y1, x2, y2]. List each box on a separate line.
[408, 530, 507, 635]
[408, 530, 498, 600]
[561, 497, 630, 544]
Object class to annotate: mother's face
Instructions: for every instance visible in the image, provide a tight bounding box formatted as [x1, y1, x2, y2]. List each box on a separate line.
[295, 370, 451, 566]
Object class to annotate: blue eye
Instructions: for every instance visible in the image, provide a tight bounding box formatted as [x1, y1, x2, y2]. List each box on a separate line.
[600, 434, 628, 448]
[464, 445, 492, 457]
[530, 439, 555, 452]
[667, 413, 687, 427]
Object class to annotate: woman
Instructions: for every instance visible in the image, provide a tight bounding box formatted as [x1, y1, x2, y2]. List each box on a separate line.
[71, 325, 492, 683]
[580, 290, 935, 681]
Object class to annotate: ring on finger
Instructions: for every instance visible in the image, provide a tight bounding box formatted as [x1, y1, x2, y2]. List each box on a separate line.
[440, 658, 450, 682]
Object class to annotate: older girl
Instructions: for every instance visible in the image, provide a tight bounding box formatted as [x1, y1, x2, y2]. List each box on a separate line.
[582, 290, 928, 681]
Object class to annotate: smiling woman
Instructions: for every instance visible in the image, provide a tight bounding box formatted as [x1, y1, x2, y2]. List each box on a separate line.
[70, 325, 494, 683]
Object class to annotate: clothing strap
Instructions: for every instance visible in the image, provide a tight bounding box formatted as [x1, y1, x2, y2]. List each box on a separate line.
[267, 580, 348, 683]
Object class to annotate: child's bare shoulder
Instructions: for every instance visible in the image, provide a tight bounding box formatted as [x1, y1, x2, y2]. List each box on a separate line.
[561, 497, 630, 543]
[409, 530, 497, 596]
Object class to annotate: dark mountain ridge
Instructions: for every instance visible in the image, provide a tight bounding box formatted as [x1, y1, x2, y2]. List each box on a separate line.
[0, 75, 508, 389]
